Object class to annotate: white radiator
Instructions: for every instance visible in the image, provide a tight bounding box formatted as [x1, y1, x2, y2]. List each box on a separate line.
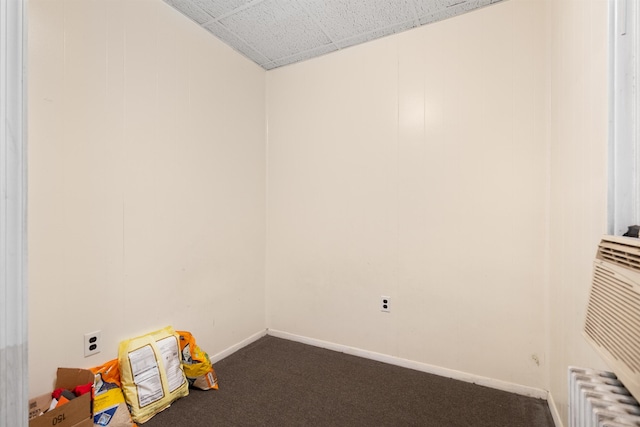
[569, 367, 640, 427]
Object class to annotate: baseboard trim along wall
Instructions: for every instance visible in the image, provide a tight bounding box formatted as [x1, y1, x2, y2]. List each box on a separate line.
[212, 328, 560, 426]
[267, 329, 550, 401]
[546, 391, 563, 427]
[209, 329, 268, 364]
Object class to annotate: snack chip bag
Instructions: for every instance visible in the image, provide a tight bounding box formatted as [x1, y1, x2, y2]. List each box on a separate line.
[118, 326, 189, 424]
[177, 331, 219, 390]
[90, 359, 136, 427]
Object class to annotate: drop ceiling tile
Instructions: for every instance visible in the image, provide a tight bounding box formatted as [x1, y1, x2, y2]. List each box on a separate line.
[274, 43, 337, 67]
[416, 0, 502, 25]
[164, 0, 505, 70]
[163, 0, 214, 24]
[219, 0, 333, 60]
[418, 8, 452, 25]
[416, 0, 494, 24]
[191, 0, 254, 19]
[335, 20, 416, 49]
[205, 21, 272, 65]
[413, 0, 469, 16]
[300, 0, 417, 42]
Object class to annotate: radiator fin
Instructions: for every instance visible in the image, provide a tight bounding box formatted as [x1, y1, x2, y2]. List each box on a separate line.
[569, 367, 640, 427]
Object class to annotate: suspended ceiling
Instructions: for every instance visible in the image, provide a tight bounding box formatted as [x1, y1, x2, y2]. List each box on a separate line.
[163, 0, 504, 70]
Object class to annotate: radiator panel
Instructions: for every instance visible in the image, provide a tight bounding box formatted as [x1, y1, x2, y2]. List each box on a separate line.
[569, 367, 640, 427]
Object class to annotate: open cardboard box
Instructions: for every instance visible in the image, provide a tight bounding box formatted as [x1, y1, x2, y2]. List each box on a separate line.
[29, 368, 94, 427]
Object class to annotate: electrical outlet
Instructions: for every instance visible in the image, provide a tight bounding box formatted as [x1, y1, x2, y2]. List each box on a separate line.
[84, 331, 101, 357]
[381, 296, 390, 313]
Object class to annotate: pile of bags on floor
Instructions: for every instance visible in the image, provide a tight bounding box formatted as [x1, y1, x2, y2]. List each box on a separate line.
[115, 326, 218, 425]
[29, 326, 218, 427]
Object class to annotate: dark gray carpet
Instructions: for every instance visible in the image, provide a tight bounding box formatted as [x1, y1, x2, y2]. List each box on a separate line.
[143, 335, 554, 426]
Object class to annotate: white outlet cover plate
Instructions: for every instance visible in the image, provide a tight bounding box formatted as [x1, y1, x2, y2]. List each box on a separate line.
[381, 296, 390, 312]
[84, 330, 101, 357]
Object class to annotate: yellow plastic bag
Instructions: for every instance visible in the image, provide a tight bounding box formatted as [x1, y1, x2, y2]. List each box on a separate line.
[90, 359, 136, 427]
[177, 331, 219, 390]
[118, 326, 189, 424]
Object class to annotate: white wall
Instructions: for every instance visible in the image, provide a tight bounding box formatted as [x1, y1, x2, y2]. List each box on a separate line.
[267, 0, 549, 390]
[28, 0, 266, 396]
[545, 0, 610, 423]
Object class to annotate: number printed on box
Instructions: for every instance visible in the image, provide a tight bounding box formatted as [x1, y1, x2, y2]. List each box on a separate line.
[51, 413, 65, 425]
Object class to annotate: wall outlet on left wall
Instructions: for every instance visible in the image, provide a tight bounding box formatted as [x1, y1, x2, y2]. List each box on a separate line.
[84, 331, 101, 357]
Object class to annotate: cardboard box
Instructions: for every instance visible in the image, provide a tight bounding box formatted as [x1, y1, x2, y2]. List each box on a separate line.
[29, 368, 94, 427]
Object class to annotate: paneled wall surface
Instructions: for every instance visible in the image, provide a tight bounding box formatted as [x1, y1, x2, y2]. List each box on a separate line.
[28, 0, 266, 396]
[27, 1, 616, 424]
[266, 0, 549, 391]
[545, 0, 610, 423]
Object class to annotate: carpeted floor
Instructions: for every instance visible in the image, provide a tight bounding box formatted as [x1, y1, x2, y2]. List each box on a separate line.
[143, 335, 555, 426]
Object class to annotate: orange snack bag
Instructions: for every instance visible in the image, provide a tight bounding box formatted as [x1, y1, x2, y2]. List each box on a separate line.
[177, 331, 219, 390]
